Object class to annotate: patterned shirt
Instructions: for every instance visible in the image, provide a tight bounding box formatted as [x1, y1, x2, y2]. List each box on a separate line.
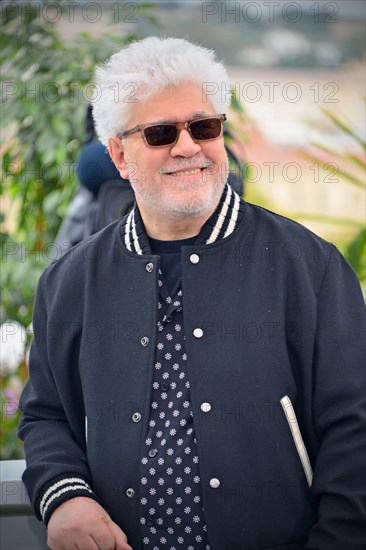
[139, 264, 210, 549]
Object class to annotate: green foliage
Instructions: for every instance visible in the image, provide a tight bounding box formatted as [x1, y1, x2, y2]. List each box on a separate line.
[1, 3, 133, 245]
[303, 108, 366, 190]
[1, 369, 25, 460]
[345, 228, 366, 285]
[0, 1, 145, 459]
[301, 107, 366, 287]
[0, 2, 145, 313]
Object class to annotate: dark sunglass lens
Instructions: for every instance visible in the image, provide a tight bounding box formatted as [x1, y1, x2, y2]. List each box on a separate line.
[190, 118, 222, 140]
[144, 125, 177, 146]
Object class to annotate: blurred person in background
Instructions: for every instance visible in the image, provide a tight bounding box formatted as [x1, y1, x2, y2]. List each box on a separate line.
[18, 37, 365, 550]
[55, 105, 130, 255]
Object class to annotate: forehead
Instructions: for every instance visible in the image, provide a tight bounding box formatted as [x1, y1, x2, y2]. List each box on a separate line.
[128, 82, 216, 126]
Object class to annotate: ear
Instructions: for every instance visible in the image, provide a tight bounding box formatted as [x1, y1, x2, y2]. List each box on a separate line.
[108, 136, 130, 180]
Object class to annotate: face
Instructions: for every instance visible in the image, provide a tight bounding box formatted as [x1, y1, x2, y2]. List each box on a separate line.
[108, 82, 229, 221]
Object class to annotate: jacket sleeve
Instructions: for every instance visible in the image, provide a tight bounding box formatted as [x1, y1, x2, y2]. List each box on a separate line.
[306, 246, 366, 549]
[18, 272, 99, 525]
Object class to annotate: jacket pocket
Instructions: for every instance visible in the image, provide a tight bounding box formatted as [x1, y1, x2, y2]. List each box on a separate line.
[280, 395, 313, 487]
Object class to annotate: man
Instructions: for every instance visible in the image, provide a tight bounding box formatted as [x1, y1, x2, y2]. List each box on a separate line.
[18, 37, 365, 550]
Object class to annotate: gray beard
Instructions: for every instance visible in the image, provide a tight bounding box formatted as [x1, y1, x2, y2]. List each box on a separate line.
[131, 176, 227, 220]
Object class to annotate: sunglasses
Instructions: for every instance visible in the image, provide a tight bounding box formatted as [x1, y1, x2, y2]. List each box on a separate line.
[119, 114, 226, 147]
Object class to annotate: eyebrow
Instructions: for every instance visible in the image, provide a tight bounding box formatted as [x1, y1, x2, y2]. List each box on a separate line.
[149, 112, 213, 125]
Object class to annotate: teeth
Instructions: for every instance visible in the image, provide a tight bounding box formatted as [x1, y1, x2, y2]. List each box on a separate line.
[171, 168, 202, 176]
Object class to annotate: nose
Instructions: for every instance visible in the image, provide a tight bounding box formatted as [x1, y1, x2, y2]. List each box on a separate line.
[170, 128, 201, 157]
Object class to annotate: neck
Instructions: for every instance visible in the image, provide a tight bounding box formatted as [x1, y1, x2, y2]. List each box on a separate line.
[138, 206, 209, 240]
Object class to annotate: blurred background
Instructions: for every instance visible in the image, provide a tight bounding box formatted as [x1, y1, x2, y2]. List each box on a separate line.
[1, 0, 365, 459]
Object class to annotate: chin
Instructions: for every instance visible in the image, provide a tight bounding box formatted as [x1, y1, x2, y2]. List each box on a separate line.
[161, 192, 219, 219]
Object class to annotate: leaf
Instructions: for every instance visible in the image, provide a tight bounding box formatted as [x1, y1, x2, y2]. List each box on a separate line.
[347, 154, 366, 170]
[43, 190, 63, 214]
[51, 116, 69, 139]
[344, 229, 366, 281]
[322, 108, 366, 150]
[304, 155, 365, 189]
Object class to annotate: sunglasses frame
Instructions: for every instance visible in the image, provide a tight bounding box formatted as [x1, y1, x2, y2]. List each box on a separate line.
[119, 114, 227, 147]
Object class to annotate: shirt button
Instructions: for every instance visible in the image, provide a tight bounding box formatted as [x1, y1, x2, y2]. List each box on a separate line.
[161, 383, 170, 391]
[132, 412, 141, 423]
[148, 449, 158, 458]
[193, 328, 203, 338]
[146, 262, 154, 272]
[209, 478, 221, 489]
[126, 488, 135, 498]
[190, 253, 200, 264]
[146, 518, 155, 526]
[140, 336, 149, 346]
[200, 402, 212, 413]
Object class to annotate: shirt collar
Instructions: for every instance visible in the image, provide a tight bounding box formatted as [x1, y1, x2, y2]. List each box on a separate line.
[120, 182, 245, 256]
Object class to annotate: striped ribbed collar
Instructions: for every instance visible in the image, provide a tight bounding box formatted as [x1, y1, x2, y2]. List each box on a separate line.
[120, 182, 245, 255]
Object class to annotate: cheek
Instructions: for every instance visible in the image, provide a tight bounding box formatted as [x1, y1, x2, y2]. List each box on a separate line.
[123, 146, 145, 181]
[203, 142, 227, 162]
[135, 152, 168, 180]
[214, 145, 228, 165]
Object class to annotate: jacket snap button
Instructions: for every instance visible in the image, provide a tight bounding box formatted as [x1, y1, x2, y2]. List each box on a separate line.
[190, 254, 200, 264]
[209, 478, 220, 489]
[140, 336, 149, 346]
[126, 488, 135, 498]
[193, 328, 203, 338]
[132, 412, 141, 423]
[146, 262, 154, 272]
[200, 402, 211, 413]
[149, 449, 158, 458]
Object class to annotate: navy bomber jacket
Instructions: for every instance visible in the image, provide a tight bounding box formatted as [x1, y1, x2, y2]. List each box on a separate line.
[18, 187, 366, 550]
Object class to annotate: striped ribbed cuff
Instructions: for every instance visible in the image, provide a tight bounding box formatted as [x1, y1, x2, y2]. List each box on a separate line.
[37, 474, 97, 525]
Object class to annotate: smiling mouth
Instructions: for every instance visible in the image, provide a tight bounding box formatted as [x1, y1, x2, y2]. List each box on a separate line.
[166, 168, 204, 176]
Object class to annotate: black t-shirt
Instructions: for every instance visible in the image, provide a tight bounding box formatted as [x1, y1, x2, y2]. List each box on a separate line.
[148, 235, 197, 297]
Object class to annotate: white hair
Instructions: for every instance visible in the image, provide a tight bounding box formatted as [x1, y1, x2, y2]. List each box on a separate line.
[92, 36, 231, 146]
